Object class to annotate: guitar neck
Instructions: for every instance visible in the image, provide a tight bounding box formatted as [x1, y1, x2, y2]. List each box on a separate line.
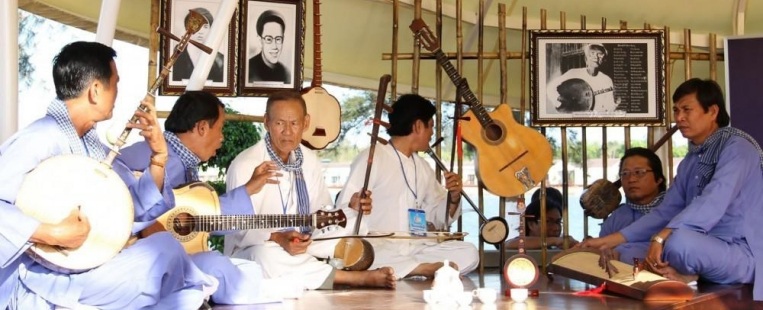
[192, 214, 314, 232]
[431, 49, 493, 128]
[312, 0, 322, 87]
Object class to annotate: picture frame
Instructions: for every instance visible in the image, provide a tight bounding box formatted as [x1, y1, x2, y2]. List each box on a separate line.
[239, 0, 304, 96]
[159, 0, 238, 96]
[530, 29, 666, 126]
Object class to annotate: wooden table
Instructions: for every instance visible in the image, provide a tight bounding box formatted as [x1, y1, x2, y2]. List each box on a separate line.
[212, 269, 758, 309]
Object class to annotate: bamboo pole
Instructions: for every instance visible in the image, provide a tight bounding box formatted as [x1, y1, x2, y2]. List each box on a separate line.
[497, 2, 507, 273]
[148, 0, 160, 90]
[601, 17, 608, 199]
[381, 51, 723, 61]
[539, 7, 548, 273]
[559, 11, 570, 250]
[391, 0, 399, 100]
[412, 0, 421, 94]
[157, 111, 263, 123]
[665, 25, 674, 183]
[621, 21, 631, 150]
[579, 15, 590, 238]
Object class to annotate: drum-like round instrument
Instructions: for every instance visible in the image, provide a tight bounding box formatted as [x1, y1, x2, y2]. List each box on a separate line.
[16, 155, 134, 273]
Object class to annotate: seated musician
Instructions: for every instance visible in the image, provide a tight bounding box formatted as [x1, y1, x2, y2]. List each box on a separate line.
[0, 42, 215, 309]
[117, 91, 304, 304]
[224, 90, 396, 289]
[505, 187, 579, 249]
[336, 94, 479, 279]
[580, 79, 763, 300]
[595, 147, 666, 263]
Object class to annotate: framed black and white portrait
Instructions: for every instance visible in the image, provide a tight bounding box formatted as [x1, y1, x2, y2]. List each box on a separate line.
[530, 29, 666, 126]
[240, 0, 304, 96]
[159, 0, 238, 96]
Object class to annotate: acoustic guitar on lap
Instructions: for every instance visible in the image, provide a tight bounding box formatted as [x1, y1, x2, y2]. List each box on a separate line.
[301, 0, 341, 150]
[141, 182, 347, 254]
[409, 19, 553, 198]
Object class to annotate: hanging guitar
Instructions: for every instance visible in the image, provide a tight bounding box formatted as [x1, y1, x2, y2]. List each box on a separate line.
[301, 0, 341, 150]
[425, 137, 509, 246]
[556, 78, 614, 112]
[140, 182, 347, 254]
[410, 19, 553, 198]
[14, 10, 211, 274]
[333, 74, 391, 271]
[580, 125, 679, 219]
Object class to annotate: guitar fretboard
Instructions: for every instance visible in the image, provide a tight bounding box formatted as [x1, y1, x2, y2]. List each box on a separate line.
[432, 49, 494, 129]
[192, 214, 314, 232]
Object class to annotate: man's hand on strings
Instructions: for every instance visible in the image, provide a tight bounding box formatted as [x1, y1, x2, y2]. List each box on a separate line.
[127, 97, 168, 159]
[349, 190, 372, 215]
[245, 161, 281, 195]
[271, 231, 312, 255]
[598, 248, 621, 278]
[574, 233, 626, 251]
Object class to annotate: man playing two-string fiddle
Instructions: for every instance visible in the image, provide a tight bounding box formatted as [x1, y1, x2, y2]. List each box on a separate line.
[336, 94, 479, 279]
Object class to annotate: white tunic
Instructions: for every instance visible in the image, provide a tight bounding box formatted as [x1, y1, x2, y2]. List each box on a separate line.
[336, 143, 479, 278]
[224, 140, 352, 289]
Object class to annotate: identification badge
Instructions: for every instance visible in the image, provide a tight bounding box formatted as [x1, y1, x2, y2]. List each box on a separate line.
[408, 208, 427, 236]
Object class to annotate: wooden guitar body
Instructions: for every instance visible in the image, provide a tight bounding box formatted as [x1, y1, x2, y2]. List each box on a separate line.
[460, 104, 553, 197]
[302, 85, 341, 149]
[16, 155, 134, 274]
[142, 182, 220, 254]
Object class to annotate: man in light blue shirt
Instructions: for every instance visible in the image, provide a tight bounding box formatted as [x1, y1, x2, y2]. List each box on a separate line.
[598, 147, 666, 263]
[581, 78, 763, 300]
[0, 41, 215, 309]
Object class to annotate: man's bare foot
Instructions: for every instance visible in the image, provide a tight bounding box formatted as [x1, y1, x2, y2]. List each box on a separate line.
[406, 261, 459, 278]
[654, 265, 699, 283]
[335, 267, 396, 289]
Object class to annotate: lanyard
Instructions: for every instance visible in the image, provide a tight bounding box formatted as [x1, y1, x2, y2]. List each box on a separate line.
[277, 172, 294, 214]
[390, 141, 418, 202]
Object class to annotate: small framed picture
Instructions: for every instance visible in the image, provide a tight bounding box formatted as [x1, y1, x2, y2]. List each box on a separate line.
[239, 0, 304, 96]
[159, 0, 238, 96]
[530, 29, 667, 126]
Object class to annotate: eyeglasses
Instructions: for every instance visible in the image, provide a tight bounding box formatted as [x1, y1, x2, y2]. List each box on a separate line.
[619, 169, 653, 179]
[262, 35, 283, 45]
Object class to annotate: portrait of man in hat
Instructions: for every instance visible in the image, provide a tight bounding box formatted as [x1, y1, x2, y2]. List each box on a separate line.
[545, 42, 619, 114]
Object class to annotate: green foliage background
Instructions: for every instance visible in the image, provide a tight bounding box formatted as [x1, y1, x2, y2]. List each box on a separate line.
[203, 107, 262, 252]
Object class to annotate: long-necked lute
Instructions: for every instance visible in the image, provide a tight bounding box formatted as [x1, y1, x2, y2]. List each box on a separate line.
[15, 10, 211, 274]
[410, 18, 553, 198]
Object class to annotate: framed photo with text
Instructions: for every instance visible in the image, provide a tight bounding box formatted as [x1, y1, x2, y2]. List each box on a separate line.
[239, 0, 304, 96]
[530, 29, 666, 126]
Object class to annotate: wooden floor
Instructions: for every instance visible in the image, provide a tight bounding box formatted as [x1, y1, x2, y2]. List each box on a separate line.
[212, 269, 760, 310]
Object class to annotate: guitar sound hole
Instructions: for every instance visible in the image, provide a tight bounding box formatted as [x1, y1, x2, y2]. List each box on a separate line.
[172, 213, 195, 236]
[485, 123, 503, 142]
